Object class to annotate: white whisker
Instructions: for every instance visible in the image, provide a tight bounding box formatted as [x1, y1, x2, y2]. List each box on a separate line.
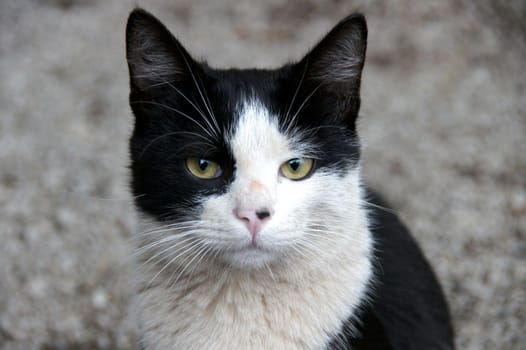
[175, 46, 221, 138]
[134, 72, 212, 132]
[145, 239, 204, 288]
[131, 100, 216, 150]
[360, 200, 398, 215]
[283, 60, 308, 127]
[284, 83, 323, 135]
[165, 241, 209, 289]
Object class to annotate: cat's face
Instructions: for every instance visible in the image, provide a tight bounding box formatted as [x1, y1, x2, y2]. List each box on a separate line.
[126, 10, 367, 270]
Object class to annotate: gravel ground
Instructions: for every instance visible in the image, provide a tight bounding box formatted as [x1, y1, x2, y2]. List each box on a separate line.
[1, 1, 525, 349]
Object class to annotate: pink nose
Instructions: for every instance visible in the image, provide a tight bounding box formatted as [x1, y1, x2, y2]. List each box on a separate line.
[234, 208, 272, 237]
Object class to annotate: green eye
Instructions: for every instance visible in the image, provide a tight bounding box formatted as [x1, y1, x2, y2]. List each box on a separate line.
[186, 158, 222, 179]
[280, 158, 314, 180]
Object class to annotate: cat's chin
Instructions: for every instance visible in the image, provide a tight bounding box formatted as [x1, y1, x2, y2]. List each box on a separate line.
[222, 246, 279, 269]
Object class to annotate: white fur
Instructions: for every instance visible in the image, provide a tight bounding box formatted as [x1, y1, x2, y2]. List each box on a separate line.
[135, 99, 373, 349]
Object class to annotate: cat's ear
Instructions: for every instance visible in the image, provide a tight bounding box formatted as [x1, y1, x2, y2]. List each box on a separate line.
[300, 14, 367, 123]
[126, 8, 195, 91]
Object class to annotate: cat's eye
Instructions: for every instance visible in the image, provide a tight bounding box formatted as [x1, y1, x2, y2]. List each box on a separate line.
[186, 158, 223, 179]
[280, 158, 314, 180]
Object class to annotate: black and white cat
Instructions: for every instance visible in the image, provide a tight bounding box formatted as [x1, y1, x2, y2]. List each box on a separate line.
[125, 8, 454, 350]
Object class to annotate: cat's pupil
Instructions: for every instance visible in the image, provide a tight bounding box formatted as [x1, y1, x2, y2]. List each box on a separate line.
[198, 159, 209, 171]
[289, 159, 301, 171]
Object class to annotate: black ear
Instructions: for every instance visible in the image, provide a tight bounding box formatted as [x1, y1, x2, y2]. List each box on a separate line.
[299, 14, 367, 124]
[126, 8, 195, 91]
[305, 14, 367, 92]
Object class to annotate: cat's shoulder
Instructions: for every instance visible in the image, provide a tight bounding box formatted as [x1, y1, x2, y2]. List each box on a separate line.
[331, 188, 455, 350]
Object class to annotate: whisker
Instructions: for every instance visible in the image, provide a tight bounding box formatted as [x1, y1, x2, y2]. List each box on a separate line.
[129, 103, 208, 143]
[167, 241, 211, 289]
[303, 228, 348, 238]
[132, 73, 211, 130]
[290, 241, 318, 261]
[196, 73, 221, 134]
[283, 59, 309, 127]
[135, 235, 199, 274]
[284, 83, 323, 135]
[135, 222, 203, 238]
[134, 232, 198, 259]
[361, 200, 398, 215]
[171, 248, 213, 301]
[175, 46, 221, 138]
[263, 261, 276, 281]
[131, 100, 216, 148]
[145, 239, 203, 288]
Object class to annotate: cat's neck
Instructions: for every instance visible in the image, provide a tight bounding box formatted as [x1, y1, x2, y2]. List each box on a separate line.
[137, 242, 372, 349]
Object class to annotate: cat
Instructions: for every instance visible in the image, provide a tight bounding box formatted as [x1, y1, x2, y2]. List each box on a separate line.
[125, 8, 454, 350]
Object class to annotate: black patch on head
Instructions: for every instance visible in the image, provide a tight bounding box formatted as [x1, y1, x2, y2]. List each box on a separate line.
[126, 9, 367, 221]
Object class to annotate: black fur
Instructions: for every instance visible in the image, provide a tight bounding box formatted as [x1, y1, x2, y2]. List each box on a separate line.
[126, 8, 454, 349]
[328, 191, 454, 349]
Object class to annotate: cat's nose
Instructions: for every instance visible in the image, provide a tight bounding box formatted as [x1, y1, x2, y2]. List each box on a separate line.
[234, 208, 272, 237]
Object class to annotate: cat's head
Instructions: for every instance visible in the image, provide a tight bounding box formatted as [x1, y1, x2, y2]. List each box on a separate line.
[126, 9, 367, 270]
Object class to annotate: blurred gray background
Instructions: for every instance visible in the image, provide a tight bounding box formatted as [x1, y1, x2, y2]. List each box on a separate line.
[1, 0, 525, 349]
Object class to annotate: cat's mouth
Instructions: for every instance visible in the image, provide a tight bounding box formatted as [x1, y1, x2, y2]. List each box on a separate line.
[230, 242, 268, 253]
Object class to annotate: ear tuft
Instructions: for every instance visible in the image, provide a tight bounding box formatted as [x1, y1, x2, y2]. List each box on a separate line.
[305, 14, 367, 91]
[126, 8, 191, 90]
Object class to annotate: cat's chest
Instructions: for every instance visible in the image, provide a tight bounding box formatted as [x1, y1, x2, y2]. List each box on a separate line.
[139, 259, 371, 350]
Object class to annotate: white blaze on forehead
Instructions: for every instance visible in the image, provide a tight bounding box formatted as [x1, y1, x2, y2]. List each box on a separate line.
[230, 100, 292, 177]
